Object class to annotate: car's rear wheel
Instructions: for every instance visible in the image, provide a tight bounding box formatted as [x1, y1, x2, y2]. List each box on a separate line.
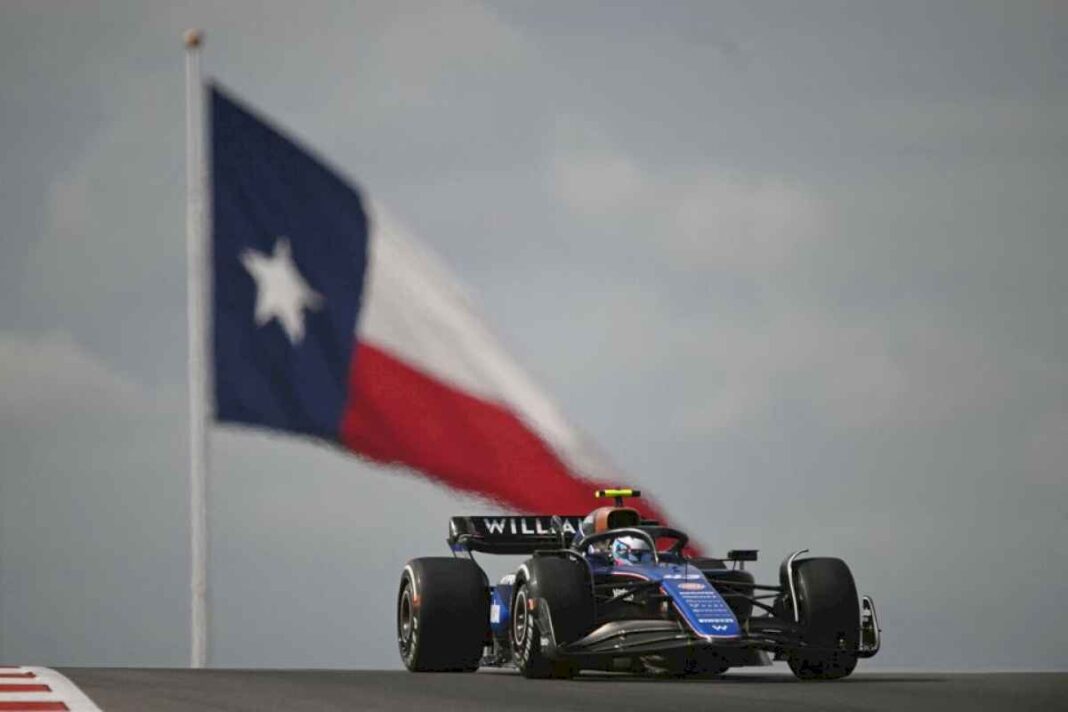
[511, 556, 593, 679]
[784, 557, 859, 680]
[397, 557, 488, 672]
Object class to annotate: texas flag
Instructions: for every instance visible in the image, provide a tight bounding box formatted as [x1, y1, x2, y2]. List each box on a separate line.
[210, 84, 674, 523]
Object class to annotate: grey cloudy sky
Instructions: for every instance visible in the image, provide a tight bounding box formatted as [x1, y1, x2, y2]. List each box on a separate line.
[1, 0, 1066, 671]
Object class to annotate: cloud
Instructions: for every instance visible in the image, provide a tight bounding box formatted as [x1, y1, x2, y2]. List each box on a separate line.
[1026, 411, 1068, 488]
[546, 133, 1059, 446]
[372, 2, 525, 90]
[550, 138, 826, 272]
[22, 74, 184, 319]
[552, 150, 644, 216]
[673, 310, 1023, 433]
[667, 174, 823, 271]
[857, 98, 1068, 156]
[0, 330, 175, 428]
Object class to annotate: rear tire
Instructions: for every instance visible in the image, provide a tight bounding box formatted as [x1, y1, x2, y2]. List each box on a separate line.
[397, 557, 489, 672]
[785, 558, 859, 681]
[512, 556, 594, 679]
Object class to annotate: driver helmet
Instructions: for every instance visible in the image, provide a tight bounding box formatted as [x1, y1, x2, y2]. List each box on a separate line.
[611, 535, 653, 565]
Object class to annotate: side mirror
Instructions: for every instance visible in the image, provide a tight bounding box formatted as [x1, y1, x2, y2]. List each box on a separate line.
[727, 549, 759, 570]
[727, 549, 758, 562]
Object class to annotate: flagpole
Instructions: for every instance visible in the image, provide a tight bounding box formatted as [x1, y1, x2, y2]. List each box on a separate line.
[184, 28, 210, 669]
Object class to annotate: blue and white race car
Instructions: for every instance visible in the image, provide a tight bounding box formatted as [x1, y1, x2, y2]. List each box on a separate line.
[397, 489, 880, 680]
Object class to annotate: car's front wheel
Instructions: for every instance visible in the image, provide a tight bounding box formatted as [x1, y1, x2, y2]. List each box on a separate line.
[784, 557, 859, 680]
[511, 556, 593, 679]
[511, 581, 578, 679]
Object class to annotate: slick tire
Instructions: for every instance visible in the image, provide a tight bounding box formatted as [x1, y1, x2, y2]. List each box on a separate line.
[397, 557, 489, 672]
[511, 556, 594, 679]
[785, 557, 859, 681]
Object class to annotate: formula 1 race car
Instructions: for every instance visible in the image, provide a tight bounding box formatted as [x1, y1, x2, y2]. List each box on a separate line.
[396, 489, 881, 680]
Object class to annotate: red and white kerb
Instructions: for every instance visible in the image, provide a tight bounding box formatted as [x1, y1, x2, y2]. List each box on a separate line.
[0, 668, 101, 712]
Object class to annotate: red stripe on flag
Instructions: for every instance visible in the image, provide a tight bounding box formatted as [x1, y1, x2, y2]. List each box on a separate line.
[0, 685, 49, 693]
[339, 341, 683, 535]
[0, 704, 68, 711]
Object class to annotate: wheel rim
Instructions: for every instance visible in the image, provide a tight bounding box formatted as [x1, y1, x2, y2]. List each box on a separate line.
[513, 587, 529, 648]
[398, 585, 415, 658]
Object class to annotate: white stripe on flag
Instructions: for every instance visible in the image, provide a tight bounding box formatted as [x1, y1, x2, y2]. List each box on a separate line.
[359, 204, 620, 483]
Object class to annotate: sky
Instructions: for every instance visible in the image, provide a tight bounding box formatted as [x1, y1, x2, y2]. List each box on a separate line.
[1, 0, 1066, 671]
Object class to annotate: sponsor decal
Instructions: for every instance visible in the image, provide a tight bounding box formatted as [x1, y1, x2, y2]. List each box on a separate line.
[490, 604, 501, 624]
[667, 580, 740, 636]
[663, 573, 705, 580]
[479, 517, 579, 536]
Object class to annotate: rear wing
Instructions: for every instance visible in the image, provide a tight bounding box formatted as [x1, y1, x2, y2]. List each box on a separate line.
[448, 515, 585, 555]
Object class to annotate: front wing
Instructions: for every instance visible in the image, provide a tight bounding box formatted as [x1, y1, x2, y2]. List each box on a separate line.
[535, 598, 881, 662]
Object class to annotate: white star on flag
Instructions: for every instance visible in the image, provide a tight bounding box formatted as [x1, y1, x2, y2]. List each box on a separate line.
[240, 237, 323, 344]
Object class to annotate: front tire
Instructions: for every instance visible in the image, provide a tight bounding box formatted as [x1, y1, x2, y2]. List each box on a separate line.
[785, 557, 859, 680]
[397, 557, 488, 672]
[511, 556, 594, 679]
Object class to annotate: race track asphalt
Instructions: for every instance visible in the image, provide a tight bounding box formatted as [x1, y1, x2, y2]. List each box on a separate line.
[59, 668, 1068, 712]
